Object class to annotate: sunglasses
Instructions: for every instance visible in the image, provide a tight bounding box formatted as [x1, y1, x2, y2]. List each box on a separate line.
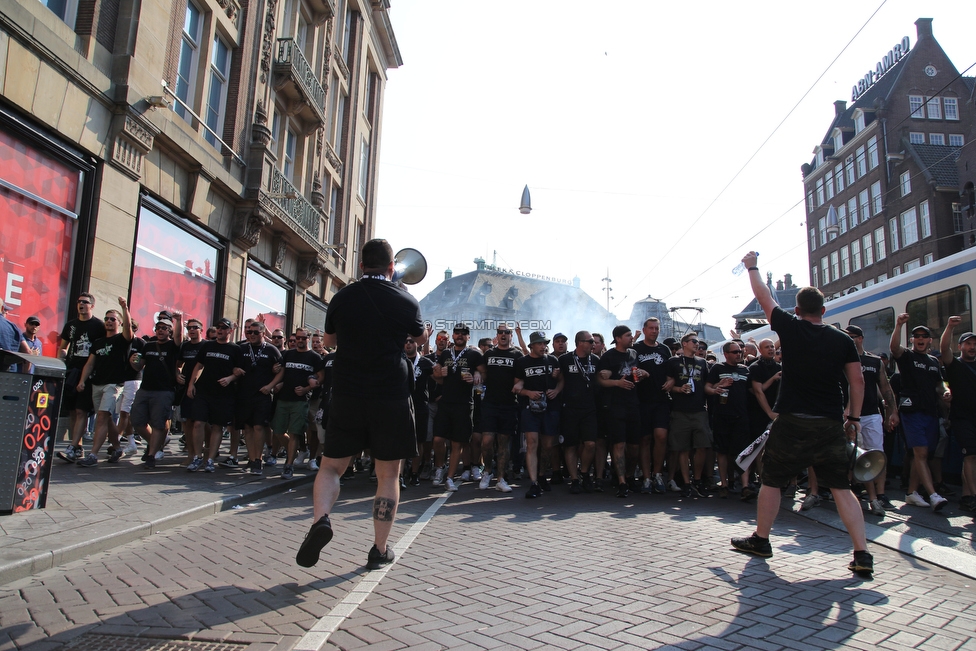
[155, 325, 171, 331]
[295, 336, 308, 340]
[216, 325, 231, 330]
[272, 335, 283, 339]
[726, 350, 742, 354]
[186, 325, 201, 330]
[247, 330, 262, 335]
[497, 330, 512, 335]
[688, 339, 700, 345]
[78, 300, 92, 305]
[104, 317, 118, 322]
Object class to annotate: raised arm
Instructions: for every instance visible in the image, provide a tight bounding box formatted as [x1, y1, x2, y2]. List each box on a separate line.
[742, 251, 776, 320]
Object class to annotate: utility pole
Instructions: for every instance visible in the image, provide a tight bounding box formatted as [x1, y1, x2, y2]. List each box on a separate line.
[601, 269, 612, 330]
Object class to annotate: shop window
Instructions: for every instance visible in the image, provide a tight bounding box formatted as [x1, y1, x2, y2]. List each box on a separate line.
[244, 266, 290, 334]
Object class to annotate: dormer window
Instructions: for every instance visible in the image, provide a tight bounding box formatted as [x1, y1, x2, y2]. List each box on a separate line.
[853, 109, 866, 134]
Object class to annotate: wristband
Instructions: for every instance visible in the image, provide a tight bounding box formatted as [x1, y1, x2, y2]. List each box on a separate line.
[846, 416, 860, 421]
[747, 267, 759, 271]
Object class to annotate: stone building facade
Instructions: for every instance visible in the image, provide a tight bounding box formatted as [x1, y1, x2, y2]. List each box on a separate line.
[0, 0, 399, 350]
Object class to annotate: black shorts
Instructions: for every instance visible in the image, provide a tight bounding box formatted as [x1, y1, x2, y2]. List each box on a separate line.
[480, 402, 518, 437]
[606, 405, 641, 445]
[324, 395, 418, 461]
[640, 401, 671, 434]
[433, 402, 473, 444]
[760, 413, 849, 489]
[711, 414, 752, 457]
[189, 393, 235, 427]
[951, 419, 976, 457]
[235, 392, 274, 428]
[561, 407, 598, 445]
[414, 407, 429, 445]
[180, 394, 196, 421]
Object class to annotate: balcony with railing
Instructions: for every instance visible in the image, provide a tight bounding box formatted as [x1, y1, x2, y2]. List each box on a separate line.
[273, 38, 327, 129]
[268, 167, 320, 242]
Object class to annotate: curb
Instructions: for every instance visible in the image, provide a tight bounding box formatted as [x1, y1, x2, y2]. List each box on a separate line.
[0, 474, 315, 586]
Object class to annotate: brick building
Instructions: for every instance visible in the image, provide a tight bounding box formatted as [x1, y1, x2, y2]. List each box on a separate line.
[0, 0, 399, 350]
[802, 18, 974, 298]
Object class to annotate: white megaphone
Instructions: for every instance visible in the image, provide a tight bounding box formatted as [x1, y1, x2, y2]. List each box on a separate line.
[392, 248, 427, 285]
[848, 442, 886, 483]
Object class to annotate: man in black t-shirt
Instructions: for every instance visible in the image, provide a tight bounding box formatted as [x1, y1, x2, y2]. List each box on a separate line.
[273, 328, 324, 480]
[747, 339, 781, 440]
[665, 333, 712, 497]
[633, 317, 673, 494]
[405, 335, 435, 486]
[705, 341, 751, 499]
[234, 321, 284, 475]
[731, 252, 872, 576]
[514, 331, 562, 498]
[477, 325, 522, 492]
[297, 239, 428, 571]
[57, 293, 107, 463]
[940, 317, 976, 511]
[176, 319, 206, 465]
[186, 317, 245, 473]
[130, 314, 183, 468]
[559, 331, 599, 493]
[76, 297, 133, 466]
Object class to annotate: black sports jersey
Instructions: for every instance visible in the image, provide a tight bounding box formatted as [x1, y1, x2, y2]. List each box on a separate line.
[482, 347, 523, 406]
[559, 352, 597, 411]
[894, 349, 943, 415]
[706, 362, 750, 419]
[89, 333, 131, 385]
[598, 347, 640, 409]
[238, 341, 283, 394]
[857, 353, 885, 417]
[633, 341, 672, 404]
[61, 317, 106, 369]
[278, 349, 325, 402]
[193, 341, 244, 397]
[436, 347, 484, 405]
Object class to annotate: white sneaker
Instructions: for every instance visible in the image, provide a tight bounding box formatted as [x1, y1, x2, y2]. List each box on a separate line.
[478, 472, 492, 490]
[295, 451, 309, 467]
[123, 438, 138, 457]
[445, 477, 458, 492]
[930, 492, 948, 512]
[905, 491, 929, 507]
[308, 458, 319, 471]
[432, 467, 445, 486]
[667, 479, 681, 493]
[471, 467, 483, 481]
[460, 469, 471, 482]
[495, 477, 512, 493]
[154, 450, 165, 461]
[868, 499, 885, 516]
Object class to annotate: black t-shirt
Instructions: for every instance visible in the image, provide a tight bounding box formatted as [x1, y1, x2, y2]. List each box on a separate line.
[770, 306, 859, 421]
[598, 347, 640, 409]
[319, 352, 336, 403]
[514, 353, 559, 410]
[665, 355, 708, 412]
[193, 341, 244, 397]
[238, 341, 283, 395]
[278, 349, 325, 402]
[945, 357, 976, 421]
[894, 349, 943, 415]
[408, 354, 436, 412]
[436, 347, 484, 405]
[633, 341, 672, 404]
[61, 317, 106, 370]
[559, 352, 597, 411]
[179, 340, 206, 376]
[123, 337, 145, 382]
[482, 347, 523, 406]
[706, 362, 750, 419]
[747, 358, 781, 424]
[325, 277, 424, 400]
[89, 333, 131, 385]
[858, 353, 885, 417]
[140, 339, 179, 391]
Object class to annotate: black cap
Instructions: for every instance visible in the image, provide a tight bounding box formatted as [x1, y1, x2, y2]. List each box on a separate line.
[911, 325, 932, 337]
[845, 324, 864, 338]
[216, 317, 233, 329]
[553, 332, 568, 341]
[26, 315, 40, 326]
[663, 337, 679, 348]
[959, 332, 976, 345]
[611, 325, 631, 340]
[453, 323, 470, 334]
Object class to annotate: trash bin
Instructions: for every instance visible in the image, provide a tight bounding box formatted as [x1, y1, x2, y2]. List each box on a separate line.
[0, 351, 66, 514]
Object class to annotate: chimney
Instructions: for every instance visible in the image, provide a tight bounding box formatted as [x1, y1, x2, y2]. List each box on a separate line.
[834, 100, 847, 116]
[776, 280, 785, 291]
[444, 268, 453, 281]
[915, 17, 933, 42]
[784, 273, 793, 288]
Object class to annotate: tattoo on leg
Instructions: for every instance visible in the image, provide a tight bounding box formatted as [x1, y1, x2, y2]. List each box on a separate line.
[613, 451, 626, 480]
[373, 497, 396, 522]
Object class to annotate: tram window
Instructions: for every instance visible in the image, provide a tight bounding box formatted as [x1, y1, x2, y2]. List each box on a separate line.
[906, 285, 972, 352]
[849, 308, 895, 355]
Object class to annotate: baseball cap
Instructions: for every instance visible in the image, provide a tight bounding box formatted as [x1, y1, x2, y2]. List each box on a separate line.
[452, 323, 470, 334]
[26, 315, 40, 326]
[845, 324, 864, 338]
[528, 331, 549, 345]
[553, 332, 568, 341]
[911, 325, 932, 336]
[156, 317, 173, 328]
[216, 317, 233, 329]
[611, 325, 631, 340]
[959, 332, 976, 345]
[663, 337, 679, 349]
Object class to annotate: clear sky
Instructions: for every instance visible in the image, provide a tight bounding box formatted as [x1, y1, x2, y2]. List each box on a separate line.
[374, 1, 974, 336]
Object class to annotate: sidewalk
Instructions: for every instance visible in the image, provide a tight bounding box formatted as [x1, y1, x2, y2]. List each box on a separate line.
[0, 439, 315, 586]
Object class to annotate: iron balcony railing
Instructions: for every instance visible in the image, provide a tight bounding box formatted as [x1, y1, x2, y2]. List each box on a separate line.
[275, 38, 326, 113]
[270, 167, 320, 239]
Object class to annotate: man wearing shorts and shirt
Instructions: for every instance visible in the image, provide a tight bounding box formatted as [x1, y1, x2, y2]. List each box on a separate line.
[633, 317, 673, 494]
[559, 331, 599, 493]
[273, 329, 324, 480]
[185, 318, 244, 473]
[597, 325, 649, 498]
[177, 319, 206, 465]
[235, 321, 283, 475]
[889, 317, 949, 511]
[131, 315, 182, 468]
[432, 324, 485, 492]
[57, 293, 106, 462]
[845, 325, 899, 515]
[940, 317, 976, 512]
[404, 335, 435, 486]
[705, 341, 751, 499]
[514, 331, 562, 498]
[731, 251, 873, 576]
[665, 333, 712, 498]
[76, 297, 133, 466]
[296, 239, 427, 570]
[477, 325, 522, 492]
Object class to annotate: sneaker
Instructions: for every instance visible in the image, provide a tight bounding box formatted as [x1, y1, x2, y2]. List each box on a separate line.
[616, 483, 629, 498]
[740, 485, 757, 502]
[478, 472, 492, 490]
[930, 492, 948, 512]
[471, 467, 483, 481]
[688, 483, 704, 498]
[108, 448, 123, 463]
[731, 533, 773, 558]
[935, 482, 956, 497]
[341, 466, 355, 480]
[640, 478, 652, 494]
[960, 495, 976, 512]
[308, 458, 319, 471]
[264, 453, 277, 467]
[526, 483, 542, 498]
[419, 465, 431, 481]
[432, 467, 446, 486]
[123, 439, 138, 457]
[83, 432, 93, 443]
[905, 491, 929, 507]
[460, 469, 471, 482]
[249, 459, 263, 476]
[282, 465, 294, 480]
[295, 451, 309, 467]
[877, 494, 896, 510]
[784, 484, 797, 499]
[581, 475, 594, 493]
[496, 477, 513, 493]
[848, 550, 874, 575]
[77, 452, 98, 467]
[296, 515, 334, 567]
[718, 486, 729, 499]
[369, 468, 377, 483]
[365, 544, 395, 570]
[668, 479, 681, 493]
[652, 473, 666, 494]
[144, 456, 155, 469]
[445, 477, 458, 492]
[204, 458, 216, 473]
[154, 450, 164, 461]
[187, 456, 203, 472]
[680, 485, 691, 498]
[58, 445, 82, 463]
[868, 499, 885, 516]
[800, 494, 821, 510]
[409, 472, 420, 486]
[538, 476, 551, 492]
[219, 457, 239, 469]
[141, 451, 152, 462]
[570, 479, 582, 494]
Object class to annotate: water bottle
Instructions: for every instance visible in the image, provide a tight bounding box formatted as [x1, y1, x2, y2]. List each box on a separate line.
[732, 252, 758, 276]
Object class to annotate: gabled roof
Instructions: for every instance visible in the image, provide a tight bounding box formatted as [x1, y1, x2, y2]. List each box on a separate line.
[905, 142, 960, 187]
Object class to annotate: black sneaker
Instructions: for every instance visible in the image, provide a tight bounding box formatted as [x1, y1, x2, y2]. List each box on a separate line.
[935, 482, 956, 497]
[219, 456, 239, 469]
[731, 533, 773, 558]
[526, 483, 542, 499]
[538, 476, 551, 492]
[681, 485, 692, 498]
[249, 459, 263, 476]
[399, 475, 407, 489]
[145, 456, 156, 469]
[877, 494, 895, 510]
[848, 550, 874, 575]
[296, 515, 334, 567]
[616, 483, 629, 498]
[409, 473, 420, 486]
[108, 448, 123, 463]
[592, 477, 604, 493]
[570, 479, 581, 494]
[366, 544, 395, 570]
[57, 445, 82, 463]
[141, 452, 152, 462]
[581, 476, 594, 493]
